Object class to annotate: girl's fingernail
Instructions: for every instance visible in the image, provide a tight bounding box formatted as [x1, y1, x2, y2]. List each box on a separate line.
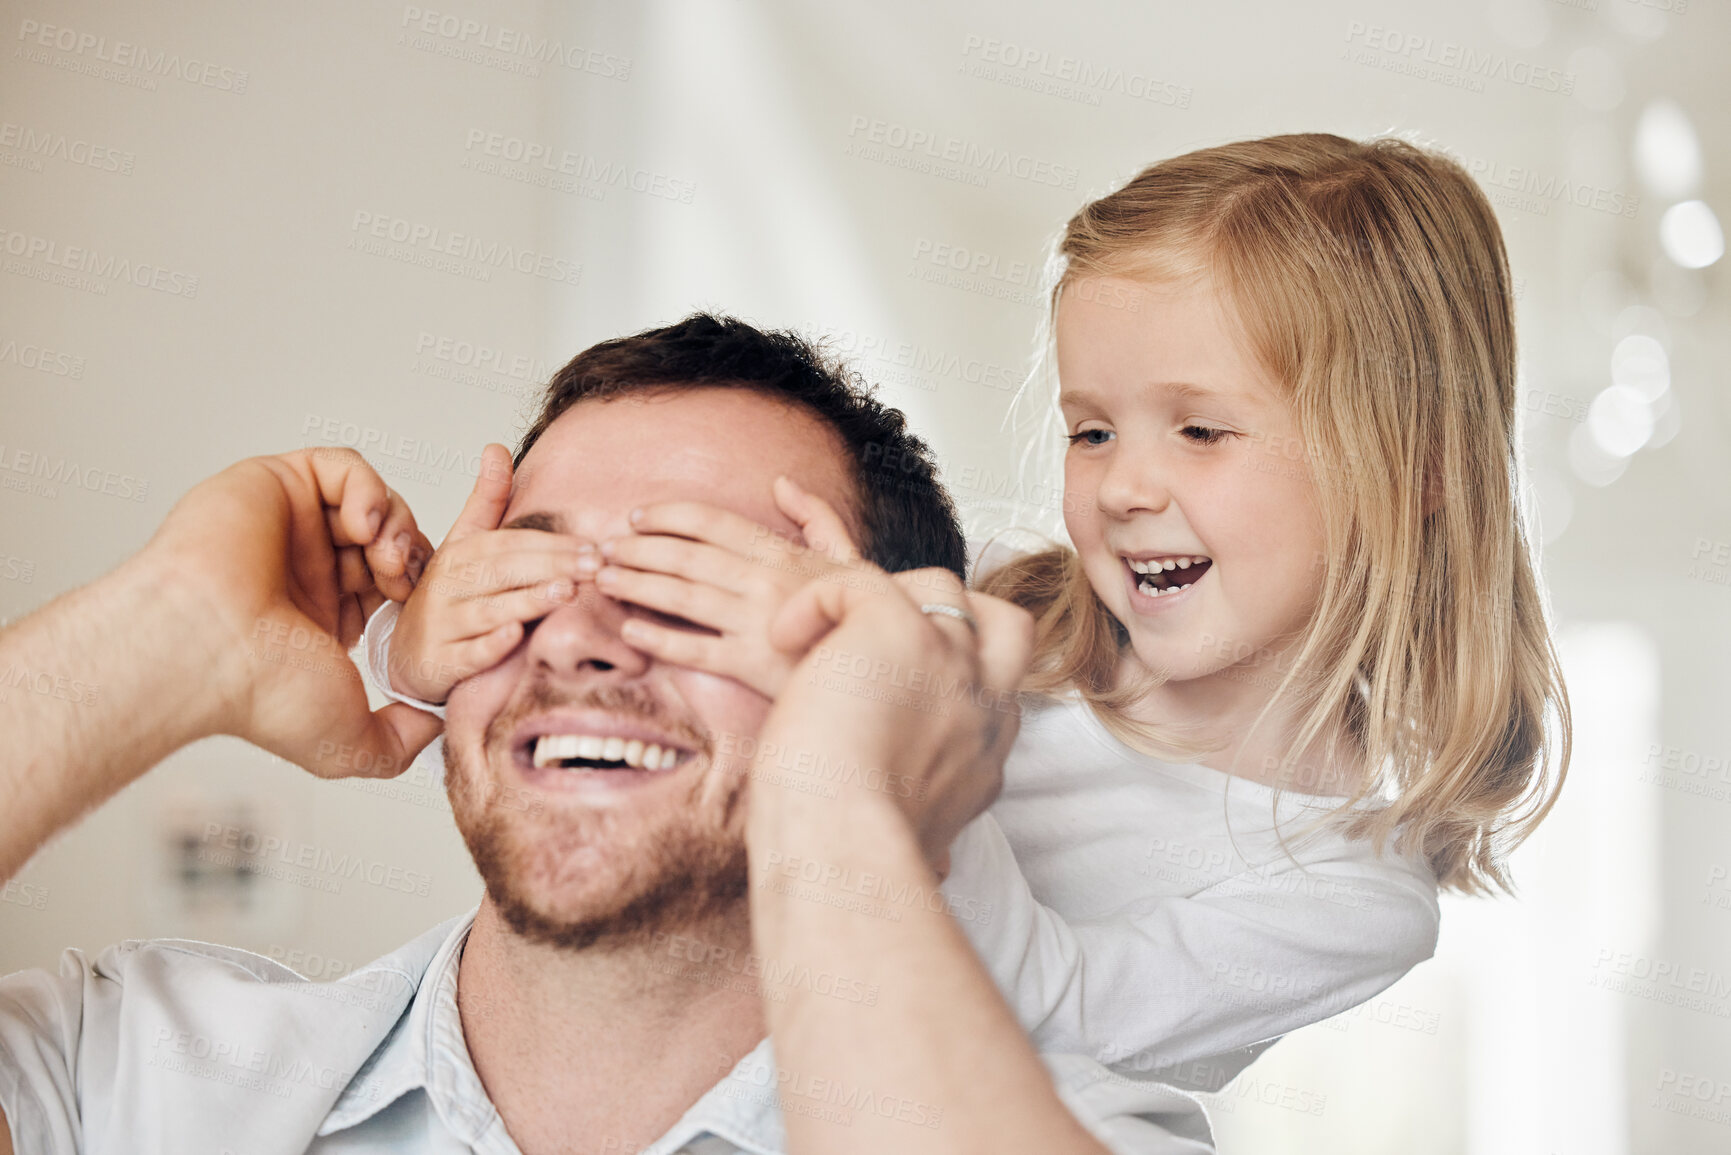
[599, 538, 617, 557]
[628, 508, 644, 525]
[366, 508, 384, 538]
[574, 553, 600, 574]
[548, 580, 573, 600]
[595, 566, 618, 586]
[576, 542, 595, 554]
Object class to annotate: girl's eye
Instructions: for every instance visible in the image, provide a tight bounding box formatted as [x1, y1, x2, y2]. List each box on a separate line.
[1180, 424, 1229, 445]
[1067, 429, 1114, 447]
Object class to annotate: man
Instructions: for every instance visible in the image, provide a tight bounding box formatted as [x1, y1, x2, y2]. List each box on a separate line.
[0, 315, 1211, 1153]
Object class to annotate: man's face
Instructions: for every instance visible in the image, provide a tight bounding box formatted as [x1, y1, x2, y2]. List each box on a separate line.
[442, 387, 859, 949]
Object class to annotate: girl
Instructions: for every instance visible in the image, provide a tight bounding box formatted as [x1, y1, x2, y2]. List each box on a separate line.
[365, 133, 1570, 1091]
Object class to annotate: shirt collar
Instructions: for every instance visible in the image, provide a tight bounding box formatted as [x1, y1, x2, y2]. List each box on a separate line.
[316, 908, 788, 1154]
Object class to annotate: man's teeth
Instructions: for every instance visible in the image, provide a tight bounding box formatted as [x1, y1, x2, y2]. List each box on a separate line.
[1126, 556, 1209, 574]
[531, 734, 681, 770]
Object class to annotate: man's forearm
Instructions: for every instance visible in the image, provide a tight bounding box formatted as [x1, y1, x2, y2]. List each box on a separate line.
[749, 788, 1111, 1155]
[0, 552, 227, 880]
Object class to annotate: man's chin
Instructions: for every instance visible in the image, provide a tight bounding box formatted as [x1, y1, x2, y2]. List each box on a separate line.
[484, 845, 749, 953]
[451, 772, 749, 952]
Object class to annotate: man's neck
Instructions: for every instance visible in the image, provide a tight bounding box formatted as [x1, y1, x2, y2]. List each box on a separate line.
[456, 898, 767, 1155]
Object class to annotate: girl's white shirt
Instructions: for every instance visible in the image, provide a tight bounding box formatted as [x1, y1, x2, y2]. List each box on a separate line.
[359, 599, 1438, 1092]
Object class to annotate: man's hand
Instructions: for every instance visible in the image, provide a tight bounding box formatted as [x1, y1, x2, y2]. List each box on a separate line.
[1, 446, 448, 880]
[146, 447, 447, 777]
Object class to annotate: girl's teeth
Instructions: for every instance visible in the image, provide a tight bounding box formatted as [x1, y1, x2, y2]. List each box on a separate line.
[1126, 556, 1209, 574]
[1137, 578, 1194, 598]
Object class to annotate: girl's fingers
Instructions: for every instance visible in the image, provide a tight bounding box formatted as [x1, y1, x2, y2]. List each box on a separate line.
[444, 444, 515, 547]
[767, 572, 854, 657]
[967, 591, 1036, 697]
[456, 581, 583, 636]
[774, 475, 862, 563]
[594, 566, 740, 635]
[447, 620, 524, 682]
[626, 500, 782, 556]
[434, 542, 592, 600]
[601, 532, 772, 597]
[617, 618, 771, 693]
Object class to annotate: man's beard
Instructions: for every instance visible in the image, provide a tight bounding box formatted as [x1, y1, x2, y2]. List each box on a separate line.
[444, 677, 749, 952]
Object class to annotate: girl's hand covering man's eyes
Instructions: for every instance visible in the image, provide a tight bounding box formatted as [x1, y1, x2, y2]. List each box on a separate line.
[590, 476, 891, 699]
[389, 444, 592, 703]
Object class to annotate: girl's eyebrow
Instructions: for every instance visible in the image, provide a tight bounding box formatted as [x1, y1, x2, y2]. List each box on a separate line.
[1059, 381, 1221, 407]
[501, 510, 569, 533]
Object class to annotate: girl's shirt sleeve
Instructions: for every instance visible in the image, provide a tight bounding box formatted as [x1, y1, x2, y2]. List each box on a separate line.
[359, 601, 446, 719]
[942, 811, 1440, 1089]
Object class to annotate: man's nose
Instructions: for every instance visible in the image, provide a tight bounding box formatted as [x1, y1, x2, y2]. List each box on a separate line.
[522, 584, 651, 679]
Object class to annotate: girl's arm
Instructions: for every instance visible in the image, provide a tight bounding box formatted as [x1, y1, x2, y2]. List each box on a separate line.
[944, 814, 1440, 1084]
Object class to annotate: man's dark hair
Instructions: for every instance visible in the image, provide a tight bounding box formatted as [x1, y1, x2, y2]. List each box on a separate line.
[515, 312, 966, 579]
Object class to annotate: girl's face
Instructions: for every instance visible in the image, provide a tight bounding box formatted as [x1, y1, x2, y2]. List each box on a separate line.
[1056, 274, 1327, 687]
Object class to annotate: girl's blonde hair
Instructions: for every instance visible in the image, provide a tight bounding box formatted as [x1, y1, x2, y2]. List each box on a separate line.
[980, 133, 1569, 894]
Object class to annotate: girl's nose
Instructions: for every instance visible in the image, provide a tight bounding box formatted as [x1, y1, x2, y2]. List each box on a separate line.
[1095, 448, 1172, 518]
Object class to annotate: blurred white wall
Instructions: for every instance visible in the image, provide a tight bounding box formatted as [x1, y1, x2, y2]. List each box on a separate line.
[2, 1, 1726, 1150]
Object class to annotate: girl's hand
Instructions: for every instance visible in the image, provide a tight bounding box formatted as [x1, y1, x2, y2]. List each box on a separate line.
[590, 476, 886, 698]
[389, 444, 591, 702]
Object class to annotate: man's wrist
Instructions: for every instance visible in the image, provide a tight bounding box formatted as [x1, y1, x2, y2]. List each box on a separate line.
[116, 544, 246, 744]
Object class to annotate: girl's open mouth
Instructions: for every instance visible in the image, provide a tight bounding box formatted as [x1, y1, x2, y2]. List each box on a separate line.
[1124, 554, 1213, 599]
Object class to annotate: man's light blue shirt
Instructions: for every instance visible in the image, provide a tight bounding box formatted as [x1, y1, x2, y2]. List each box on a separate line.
[0, 908, 1213, 1153]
